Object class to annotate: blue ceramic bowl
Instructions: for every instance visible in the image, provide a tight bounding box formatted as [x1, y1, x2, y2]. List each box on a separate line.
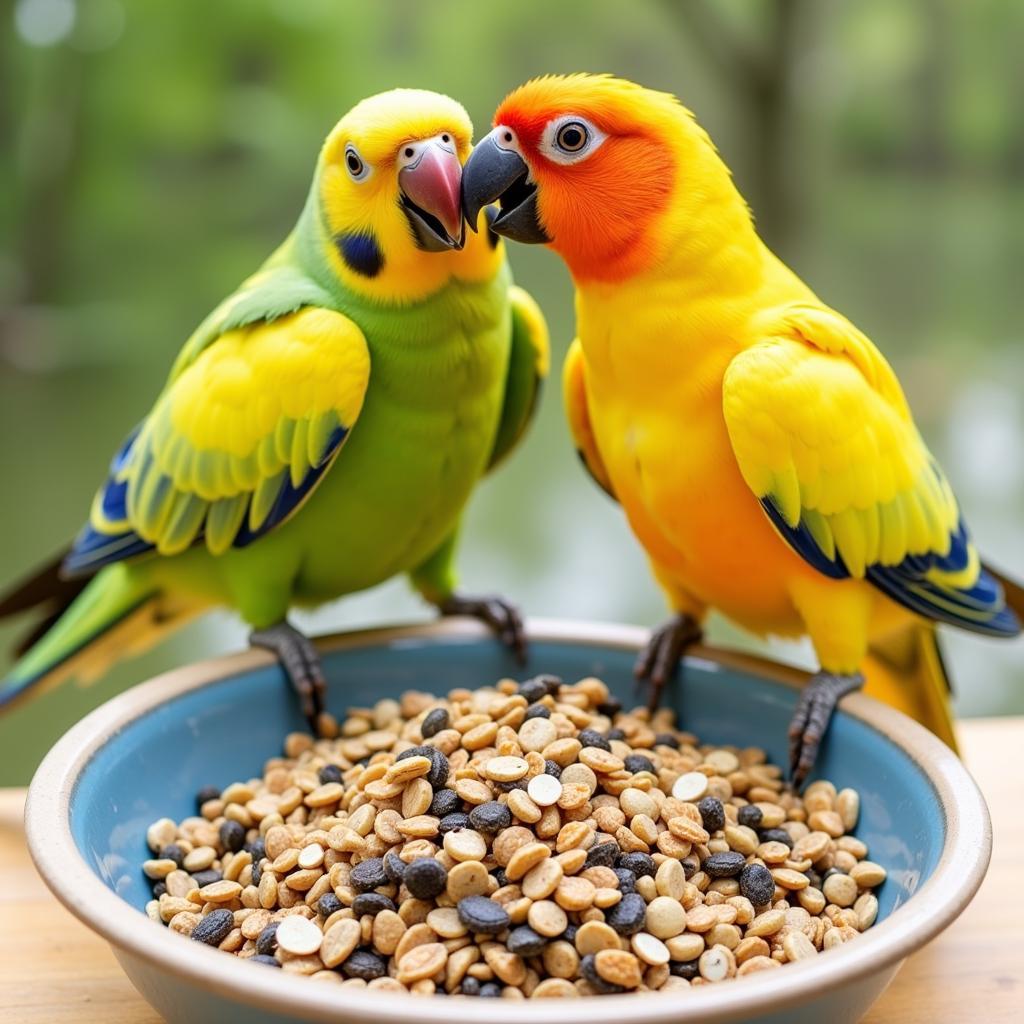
[26, 620, 990, 1024]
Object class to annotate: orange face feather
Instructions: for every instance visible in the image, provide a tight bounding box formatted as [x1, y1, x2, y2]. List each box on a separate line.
[490, 76, 691, 281]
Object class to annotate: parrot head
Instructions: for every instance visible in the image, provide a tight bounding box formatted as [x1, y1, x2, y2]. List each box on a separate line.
[315, 89, 483, 297]
[462, 74, 738, 282]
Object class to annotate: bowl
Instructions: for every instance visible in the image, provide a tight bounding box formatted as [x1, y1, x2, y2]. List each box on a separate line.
[26, 619, 990, 1024]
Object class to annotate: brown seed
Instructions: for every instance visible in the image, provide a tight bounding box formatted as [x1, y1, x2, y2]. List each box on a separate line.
[823, 873, 859, 908]
[647, 896, 687, 939]
[402, 778, 434, 818]
[198, 880, 242, 903]
[397, 942, 448, 984]
[483, 755, 530, 782]
[372, 910, 406, 956]
[782, 931, 817, 962]
[446, 860, 490, 900]
[771, 868, 810, 891]
[528, 899, 568, 937]
[578, 748, 625, 774]
[506, 841, 551, 881]
[508, 789, 543, 823]
[443, 828, 487, 862]
[276, 915, 323, 956]
[849, 860, 887, 888]
[595, 949, 642, 988]
[575, 920, 621, 955]
[522, 858, 564, 900]
[555, 875, 596, 912]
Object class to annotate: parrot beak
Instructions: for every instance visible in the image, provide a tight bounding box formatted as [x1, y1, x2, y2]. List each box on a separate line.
[461, 129, 550, 244]
[398, 135, 465, 252]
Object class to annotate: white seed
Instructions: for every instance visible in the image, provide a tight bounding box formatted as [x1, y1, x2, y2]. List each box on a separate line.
[672, 771, 709, 801]
[527, 773, 563, 807]
[297, 844, 324, 869]
[631, 932, 670, 966]
[276, 915, 323, 956]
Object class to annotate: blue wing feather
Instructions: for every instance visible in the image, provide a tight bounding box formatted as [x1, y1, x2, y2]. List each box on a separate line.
[761, 499, 1020, 638]
[62, 425, 349, 577]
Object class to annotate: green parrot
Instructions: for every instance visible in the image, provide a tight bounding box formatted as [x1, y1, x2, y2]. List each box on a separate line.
[0, 88, 549, 729]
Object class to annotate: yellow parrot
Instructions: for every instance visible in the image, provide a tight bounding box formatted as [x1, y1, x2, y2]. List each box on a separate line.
[462, 73, 1024, 783]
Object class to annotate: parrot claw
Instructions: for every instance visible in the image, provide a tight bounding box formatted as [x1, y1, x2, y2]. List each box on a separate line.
[250, 621, 327, 735]
[634, 613, 703, 711]
[439, 593, 527, 664]
[788, 671, 864, 790]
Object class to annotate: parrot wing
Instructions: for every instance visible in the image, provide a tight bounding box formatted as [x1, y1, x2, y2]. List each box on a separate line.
[63, 275, 370, 576]
[563, 338, 615, 499]
[486, 285, 550, 471]
[722, 303, 1020, 637]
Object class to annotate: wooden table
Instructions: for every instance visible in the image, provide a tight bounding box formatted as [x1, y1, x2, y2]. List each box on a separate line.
[1, 718, 1020, 1022]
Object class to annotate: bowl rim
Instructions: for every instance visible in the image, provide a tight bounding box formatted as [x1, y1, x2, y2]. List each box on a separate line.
[25, 617, 992, 1024]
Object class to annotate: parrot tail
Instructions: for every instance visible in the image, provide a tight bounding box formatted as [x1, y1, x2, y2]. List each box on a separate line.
[863, 622, 958, 751]
[0, 559, 199, 712]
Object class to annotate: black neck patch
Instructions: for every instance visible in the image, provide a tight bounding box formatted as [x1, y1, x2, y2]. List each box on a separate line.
[336, 232, 384, 278]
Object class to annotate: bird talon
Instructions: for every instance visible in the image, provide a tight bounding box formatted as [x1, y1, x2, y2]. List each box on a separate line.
[787, 671, 864, 789]
[439, 592, 528, 662]
[250, 620, 330, 737]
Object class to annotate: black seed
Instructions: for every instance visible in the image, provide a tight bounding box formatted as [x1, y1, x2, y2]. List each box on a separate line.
[543, 760, 562, 779]
[760, 828, 793, 848]
[585, 842, 620, 869]
[251, 862, 262, 886]
[541, 675, 562, 696]
[383, 850, 407, 884]
[421, 708, 449, 738]
[191, 908, 234, 946]
[654, 732, 680, 749]
[507, 925, 548, 956]
[397, 746, 450, 788]
[821, 866, 842, 882]
[605, 727, 626, 741]
[494, 779, 526, 793]
[703, 851, 747, 878]
[256, 922, 280, 956]
[614, 868, 636, 893]
[249, 954, 281, 967]
[524, 703, 550, 720]
[669, 959, 700, 979]
[618, 852, 656, 878]
[404, 857, 448, 899]
[562, 923, 578, 944]
[438, 812, 471, 834]
[479, 982, 502, 997]
[597, 698, 622, 717]
[352, 893, 396, 916]
[605, 892, 646, 935]
[806, 868, 823, 890]
[318, 893, 343, 918]
[739, 863, 776, 906]
[623, 754, 655, 775]
[219, 820, 245, 854]
[578, 728, 611, 751]
[341, 949, 386, 980]
[469, 801, 511, 833]
[491, 867, 508, 888]
[581, 953, 626, 994]
[456, 895, 510, 934]
[318, 764, 344, 785]
[738, 804, 763, 829]
[697, 796, 726, 833]
[160, 843, 185, 868]
[429, 788, 461, 817]
[195, 785, 220, 809]
[191, 869, 222, 888]
[350, 857, 387, 892]
[151, 881, 166, 898]
[517, 677, 549, 703]
[245, 838, 266, 863]
[681, 856, 699, 879]
[460, 976, 481, 996]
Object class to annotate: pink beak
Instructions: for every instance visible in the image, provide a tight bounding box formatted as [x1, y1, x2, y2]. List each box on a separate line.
[399, 140, 464, 249]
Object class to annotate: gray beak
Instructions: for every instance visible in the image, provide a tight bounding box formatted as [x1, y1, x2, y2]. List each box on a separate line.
[461, 130, 550, 244]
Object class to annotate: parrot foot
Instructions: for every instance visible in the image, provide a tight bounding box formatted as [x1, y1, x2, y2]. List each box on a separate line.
[788, 670, 864, 790]
[438, 593, 527, 663]
[250, 621, 326, 735]
[634, 613, 704, 711]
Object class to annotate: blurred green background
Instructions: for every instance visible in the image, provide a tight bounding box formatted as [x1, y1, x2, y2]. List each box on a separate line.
[1, 0, 1022, 784]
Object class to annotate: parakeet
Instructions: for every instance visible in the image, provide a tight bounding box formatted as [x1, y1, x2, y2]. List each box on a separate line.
[1, 88, 549, 730]
[462, 73, 1022, 784]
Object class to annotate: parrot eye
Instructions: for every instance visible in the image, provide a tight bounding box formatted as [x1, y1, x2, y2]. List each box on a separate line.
[556, 122, 588, 153]
[344, 144, 370, 182]
[542, 116, 606, 165]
